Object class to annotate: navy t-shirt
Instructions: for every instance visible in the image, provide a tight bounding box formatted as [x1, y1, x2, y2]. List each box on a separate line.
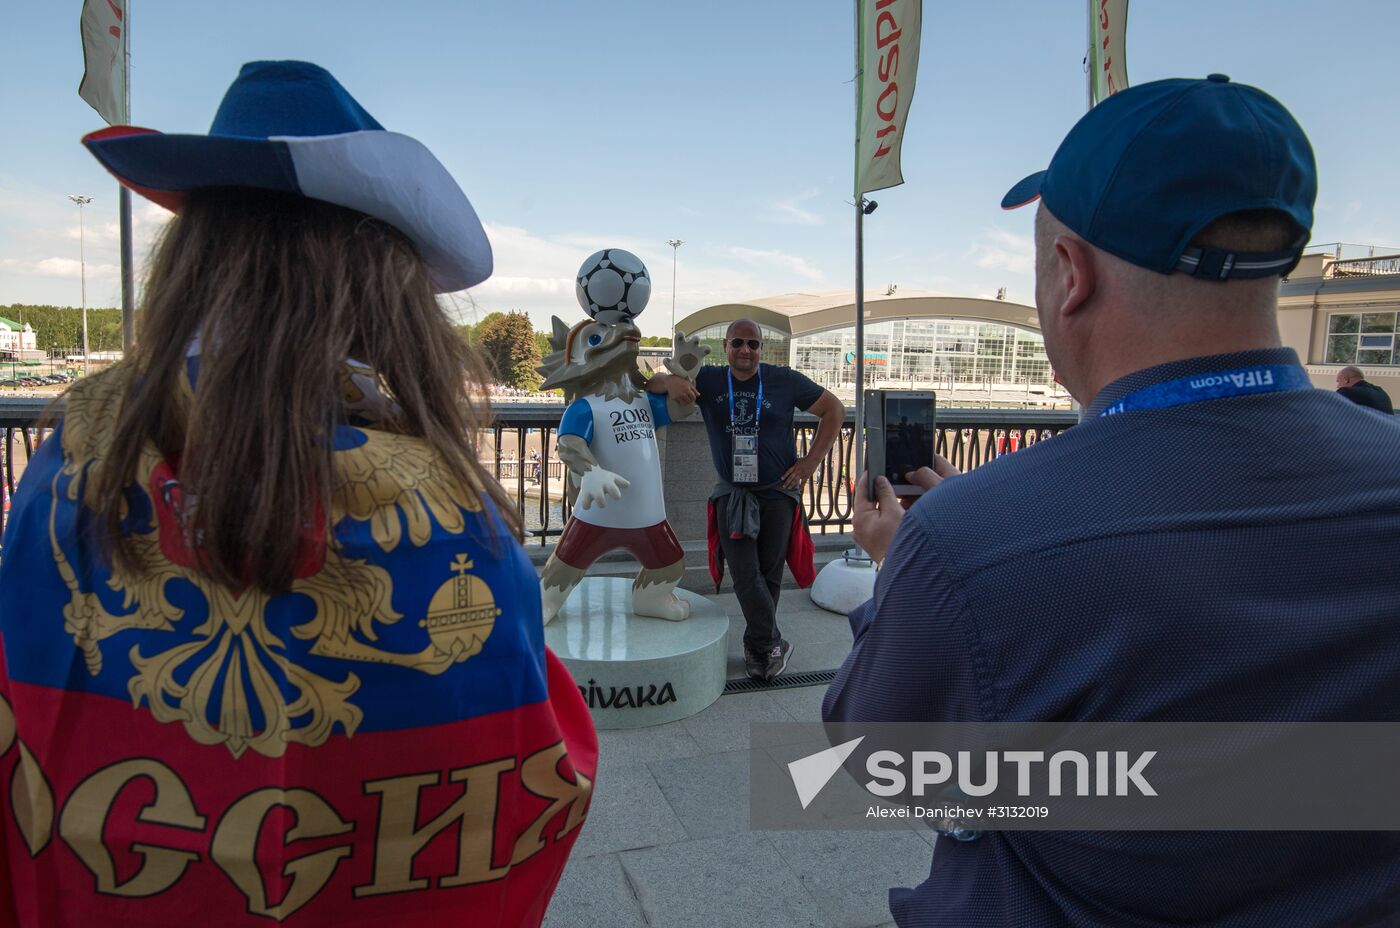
[695, 363, 824, 488]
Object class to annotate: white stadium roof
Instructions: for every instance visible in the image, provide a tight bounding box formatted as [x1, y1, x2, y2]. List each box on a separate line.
[677, 289, 1040, 338]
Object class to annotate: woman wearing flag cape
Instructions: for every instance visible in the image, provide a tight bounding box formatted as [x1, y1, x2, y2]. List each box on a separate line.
[0, 61, 595, 927]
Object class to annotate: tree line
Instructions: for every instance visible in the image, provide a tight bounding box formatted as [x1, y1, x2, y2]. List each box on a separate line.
[0, 305, 125, 356]
[455, 311, 670, 391]
[455, 311, 547, 391]
[2, 304, 673, 391]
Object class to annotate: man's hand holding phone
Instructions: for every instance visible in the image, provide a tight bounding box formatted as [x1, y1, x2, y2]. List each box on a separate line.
[854, 456, 960, 564]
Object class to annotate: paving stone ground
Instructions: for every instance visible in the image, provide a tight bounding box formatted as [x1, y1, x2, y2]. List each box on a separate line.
[544, 590, 935, 928]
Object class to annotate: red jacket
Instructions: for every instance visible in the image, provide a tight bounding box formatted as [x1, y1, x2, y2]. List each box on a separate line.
[706, 498, 815, 591]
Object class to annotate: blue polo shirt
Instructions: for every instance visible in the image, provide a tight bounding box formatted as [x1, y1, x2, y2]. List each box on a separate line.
[825, 348, 1400, 927]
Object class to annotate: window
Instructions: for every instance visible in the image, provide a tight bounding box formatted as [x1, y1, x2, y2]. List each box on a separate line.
[790, 319, 1054, 389]
[694, 323, 791, 367]
[1327, 312, 1398, 365]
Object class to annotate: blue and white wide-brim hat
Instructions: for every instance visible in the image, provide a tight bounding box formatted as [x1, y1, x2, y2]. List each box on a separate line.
[82, 60, 491, 293]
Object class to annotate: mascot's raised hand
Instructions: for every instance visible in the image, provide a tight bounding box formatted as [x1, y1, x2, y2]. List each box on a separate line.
[665, 329, 710, 382]
[536, 248, 693, 625]
[573, 466, 629, 511]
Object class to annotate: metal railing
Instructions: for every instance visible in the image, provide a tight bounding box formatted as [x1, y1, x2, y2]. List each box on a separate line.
[2, 399, 57, 546]
[489, 405, 566, 543]
[1, 398, 1078, 545]
[1306, 243, 1400, 264]
[794, 407, 1076, 532]
[1331, 255, 1400, 278]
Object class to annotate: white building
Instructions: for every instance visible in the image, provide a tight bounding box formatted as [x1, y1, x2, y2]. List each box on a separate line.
[1279, 247, 1400, 398]
[0, 316, 38, 358]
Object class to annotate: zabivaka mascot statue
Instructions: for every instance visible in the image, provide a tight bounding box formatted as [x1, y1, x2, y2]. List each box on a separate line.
[537, 249, 708, 624]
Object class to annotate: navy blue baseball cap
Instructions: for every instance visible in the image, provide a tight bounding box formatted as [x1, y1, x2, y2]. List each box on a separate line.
[1002, 74, 1316, 280]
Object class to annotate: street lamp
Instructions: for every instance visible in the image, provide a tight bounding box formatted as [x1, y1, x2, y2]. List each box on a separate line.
[67, 194, 93, 377]
[666, 239, 684, 342]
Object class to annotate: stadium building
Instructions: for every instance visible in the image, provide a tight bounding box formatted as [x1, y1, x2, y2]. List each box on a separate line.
[677, 290, 1067, 407]
[677, 247, 1400, 408]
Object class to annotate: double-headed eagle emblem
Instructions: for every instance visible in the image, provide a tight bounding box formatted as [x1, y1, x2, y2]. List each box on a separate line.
[50, 371, 500, 759]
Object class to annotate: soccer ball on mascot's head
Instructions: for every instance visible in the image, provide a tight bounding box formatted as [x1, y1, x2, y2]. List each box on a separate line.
[576, 249, 651, 325]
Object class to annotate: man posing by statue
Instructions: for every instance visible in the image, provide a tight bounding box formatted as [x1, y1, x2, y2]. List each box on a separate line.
[537, 249, 708, 625]
[649, 319, 844, 682]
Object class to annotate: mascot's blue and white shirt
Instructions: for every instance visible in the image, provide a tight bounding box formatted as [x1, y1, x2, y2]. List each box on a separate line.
[559, 391, 671, 530]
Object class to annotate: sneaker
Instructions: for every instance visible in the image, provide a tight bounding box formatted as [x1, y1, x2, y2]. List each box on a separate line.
[744, 647, 769, 682]
[763, 639, 793, 682]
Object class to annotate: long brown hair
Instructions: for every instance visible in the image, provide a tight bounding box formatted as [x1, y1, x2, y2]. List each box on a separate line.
[89, 186, 517, 594]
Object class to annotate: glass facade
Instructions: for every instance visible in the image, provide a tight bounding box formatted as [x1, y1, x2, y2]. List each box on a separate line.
[791, 319, 1052, 391]
[1326, 310, 1398, 365]
[691, 322, 792, 368]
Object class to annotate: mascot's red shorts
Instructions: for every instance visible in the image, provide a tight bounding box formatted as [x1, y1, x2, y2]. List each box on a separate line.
[554, 518, 685, 570]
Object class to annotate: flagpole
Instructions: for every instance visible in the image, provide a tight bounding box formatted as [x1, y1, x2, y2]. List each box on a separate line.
[1085, 0, 1094, 110]
[854, 203, 865, 483]
[118, 0, 134, 352]
[852, 0, 866, 490]
[1074, 0, 1098, 417]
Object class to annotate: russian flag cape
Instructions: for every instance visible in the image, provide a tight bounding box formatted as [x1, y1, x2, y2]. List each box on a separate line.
[0, 366, 596, 927]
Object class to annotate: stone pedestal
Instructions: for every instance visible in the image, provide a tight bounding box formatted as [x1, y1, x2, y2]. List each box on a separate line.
[655, 419, 718, 543]
[544, 577, 728, 729]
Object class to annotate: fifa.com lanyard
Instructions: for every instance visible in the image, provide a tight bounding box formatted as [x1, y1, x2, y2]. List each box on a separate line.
[727, 367, 763, 435]
[1099, 363, 1312, 417]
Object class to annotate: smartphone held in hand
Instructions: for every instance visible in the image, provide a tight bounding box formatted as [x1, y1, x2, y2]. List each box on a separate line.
[864, 390, 936, 501]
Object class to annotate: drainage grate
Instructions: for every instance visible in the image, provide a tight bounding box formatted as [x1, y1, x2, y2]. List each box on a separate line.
[723, 668, 838, 694]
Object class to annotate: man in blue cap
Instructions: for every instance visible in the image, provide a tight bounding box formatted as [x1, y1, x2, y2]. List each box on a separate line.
[825, 76, 1400, 926]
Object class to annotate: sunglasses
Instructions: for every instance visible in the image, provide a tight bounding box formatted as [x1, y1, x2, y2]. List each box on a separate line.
[727, 338, 762, 350]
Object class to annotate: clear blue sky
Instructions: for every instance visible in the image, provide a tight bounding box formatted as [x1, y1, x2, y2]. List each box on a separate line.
[3, 1, 1397, 337]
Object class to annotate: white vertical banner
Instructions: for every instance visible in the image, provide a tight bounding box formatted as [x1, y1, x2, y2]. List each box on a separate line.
[855, 0, 922, 196]
[79, 0, 128, 125]
[1088, 0, 1129, 107]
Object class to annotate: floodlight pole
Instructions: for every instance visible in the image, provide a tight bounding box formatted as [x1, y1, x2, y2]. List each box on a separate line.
[68, 195, 94, 377]
[666, 239, 684, 339]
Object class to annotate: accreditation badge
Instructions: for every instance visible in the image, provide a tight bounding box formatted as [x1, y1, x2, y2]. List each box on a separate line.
[732, 432, 759, 484]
